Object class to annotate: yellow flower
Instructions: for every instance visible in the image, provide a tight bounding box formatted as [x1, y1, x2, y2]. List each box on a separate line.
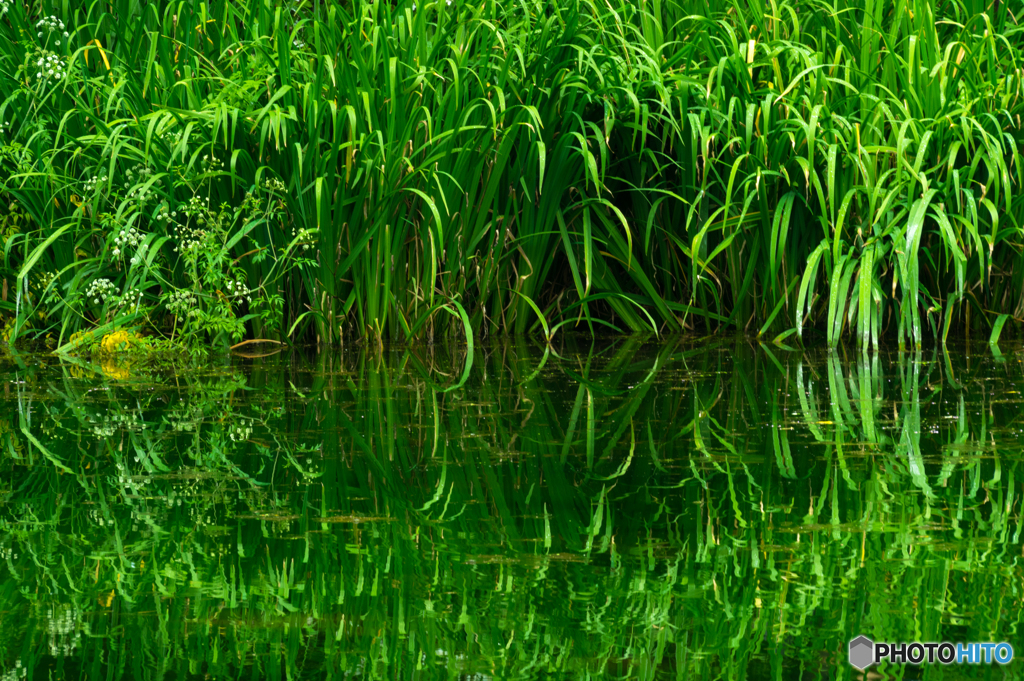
[99, 329, 143, 354]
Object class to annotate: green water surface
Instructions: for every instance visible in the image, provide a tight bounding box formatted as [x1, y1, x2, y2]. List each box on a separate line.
[0, 338, 1022, 680]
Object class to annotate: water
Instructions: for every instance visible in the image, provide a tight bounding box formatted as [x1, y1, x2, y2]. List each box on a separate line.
[0, 338, 1021, 680]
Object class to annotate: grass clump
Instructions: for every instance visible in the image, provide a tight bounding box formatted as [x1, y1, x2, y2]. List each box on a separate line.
[0, 0, 1021, 350]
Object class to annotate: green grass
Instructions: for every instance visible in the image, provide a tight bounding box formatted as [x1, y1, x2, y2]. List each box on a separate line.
[0, 0, 1021, 349]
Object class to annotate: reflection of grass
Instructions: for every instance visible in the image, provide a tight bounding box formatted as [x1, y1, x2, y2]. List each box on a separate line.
[0, 344, 1023, 678]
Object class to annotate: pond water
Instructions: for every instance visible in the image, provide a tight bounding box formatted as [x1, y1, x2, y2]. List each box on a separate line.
[0, 338, 1021, 680]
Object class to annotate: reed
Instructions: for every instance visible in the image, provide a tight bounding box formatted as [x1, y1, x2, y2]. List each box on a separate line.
[0, 0, 1021, 348]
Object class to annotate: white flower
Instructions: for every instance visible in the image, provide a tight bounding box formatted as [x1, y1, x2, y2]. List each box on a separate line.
[85, 278, 118, 306]
[112, 248, 120, 256]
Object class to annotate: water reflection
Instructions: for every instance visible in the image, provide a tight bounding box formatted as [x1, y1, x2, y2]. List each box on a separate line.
[0, 339, 1022, 680]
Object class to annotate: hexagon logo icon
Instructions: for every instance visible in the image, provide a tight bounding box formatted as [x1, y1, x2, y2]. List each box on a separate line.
[849, 636, 875, 670]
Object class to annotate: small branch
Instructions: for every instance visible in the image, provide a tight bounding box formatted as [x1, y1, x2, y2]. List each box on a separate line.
[229, 338, 286, 350]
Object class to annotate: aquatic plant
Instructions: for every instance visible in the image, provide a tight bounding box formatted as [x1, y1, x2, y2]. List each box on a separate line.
[0, 0, 1021, 349]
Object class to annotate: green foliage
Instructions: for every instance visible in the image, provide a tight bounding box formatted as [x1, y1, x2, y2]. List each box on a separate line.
[0, 0, 1022, 347]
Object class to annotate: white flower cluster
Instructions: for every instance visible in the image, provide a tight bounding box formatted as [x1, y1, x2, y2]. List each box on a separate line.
[112, 225, 143, 256]
[293, 38, 305, 49]
[91, 423, 116, 437]
[126, 184, 153, 204]
[34, 54, 67, 83]
[0, 659, 27, 681]
[125, 508, 151, 533]
[189, 505, 216, 528]
[117, 286, 142, 309]
[183, 194, 208, 220]
[0, 0, 11, 15]
[111, 461, 152, 493]
[83, 173, 108, 193]
[155, 205, 178, 224]
[229, 418, 254, 442]
[165, 289, 198, 316]
[242, 177, 286, 220]
[291, 226, 313, 251]
[172, 222, 206, 252]
[225, 277, 251, 303]
[36, 16, 69, 45]
[108, 411, 145, 431]
[169, 417, 196, 432]
[85, 278, 117, 305]
[0, 121, 9, 132]
[166, 404, 205, 432]
[46, 603, 81, 658]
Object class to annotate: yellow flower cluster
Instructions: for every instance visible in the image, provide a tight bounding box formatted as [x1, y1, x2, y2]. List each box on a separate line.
[98, 329, 143, 354]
